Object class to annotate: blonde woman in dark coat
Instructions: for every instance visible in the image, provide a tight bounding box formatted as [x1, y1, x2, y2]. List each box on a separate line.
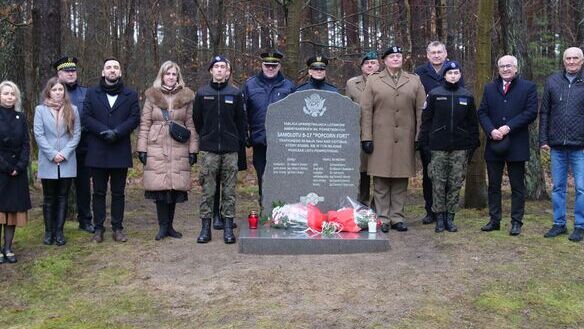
[137, 61, 198, 240]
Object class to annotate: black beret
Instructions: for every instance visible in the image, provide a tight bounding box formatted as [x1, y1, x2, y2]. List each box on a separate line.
[381, 46, 402, 59]
[53, 56, 78, 71]
[442, 60, 461, 76]
[208, 55, 229, 70]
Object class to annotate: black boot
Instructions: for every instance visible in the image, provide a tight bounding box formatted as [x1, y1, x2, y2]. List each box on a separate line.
[422, 211, 436, 225]
[213, 213, 225, 230]
[481, 219, 500, 231]
[42, 202, 54, 245]
[445, 213, 458, 232]
[197, 218, 212, 243]
[435, 212, 446, 233]
[54, 195, 68, 246]
[155, 202, 169, 241]
[166, 202, 182, 238]
[224, 218, 236, 244]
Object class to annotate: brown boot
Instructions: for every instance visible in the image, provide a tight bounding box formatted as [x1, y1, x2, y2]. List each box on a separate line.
[91, 229, 104, 243]
[112, 230, 128, 242]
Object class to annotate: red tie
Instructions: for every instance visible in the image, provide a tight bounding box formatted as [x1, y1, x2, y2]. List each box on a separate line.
[503, 82, 510, 95]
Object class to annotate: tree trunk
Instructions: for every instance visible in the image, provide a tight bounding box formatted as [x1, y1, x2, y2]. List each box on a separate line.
[33, 0, 61, 87]
[464, 0, 492, 209]
[499, 0, 548, 200]
[282, 0, 302, 80]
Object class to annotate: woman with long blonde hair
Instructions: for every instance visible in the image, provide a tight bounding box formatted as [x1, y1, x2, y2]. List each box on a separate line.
[34, 77, 81, 246]
[0, 81, 31, 264]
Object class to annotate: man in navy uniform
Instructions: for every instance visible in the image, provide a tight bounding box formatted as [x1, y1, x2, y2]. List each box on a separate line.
[243, 50, 295, 210]
[53, 56, 93, 233]
[296, 56, 338, 92]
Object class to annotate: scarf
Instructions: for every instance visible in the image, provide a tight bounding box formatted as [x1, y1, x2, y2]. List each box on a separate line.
[160, 84, 182, 95]
[100, 77, 124, 95]
[43, 98, 64, 112]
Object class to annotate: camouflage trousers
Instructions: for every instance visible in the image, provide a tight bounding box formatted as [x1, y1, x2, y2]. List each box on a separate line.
[428, 150, 468, 213]
[199, 151, 238, 219]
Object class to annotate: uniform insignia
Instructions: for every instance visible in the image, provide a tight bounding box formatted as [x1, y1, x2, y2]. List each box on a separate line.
[225, 95, 234, 104]
[316, 56, 322, 62]
[436, 97, 447, 101]
[203, 96, 215, 100]
[459, 97, 468, 105]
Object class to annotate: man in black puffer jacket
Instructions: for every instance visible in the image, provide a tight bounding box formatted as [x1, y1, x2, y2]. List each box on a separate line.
[193, 55, 246, 245]
[540, 47, 584, 242]
[419, 61, 479, 233]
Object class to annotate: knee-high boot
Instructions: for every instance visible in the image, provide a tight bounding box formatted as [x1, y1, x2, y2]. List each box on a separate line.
[54, 194, 68, 246]
[155, 201, 169, 241]
[42, 200, 55, 245]
[166, 202, 182, 238]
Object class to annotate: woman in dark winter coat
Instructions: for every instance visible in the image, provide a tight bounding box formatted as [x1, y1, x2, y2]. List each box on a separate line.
[0, 81, 31, 264]
[137, 61, 198, 240]
[419, 61, 480, 233]
[34, 77, 81, 246]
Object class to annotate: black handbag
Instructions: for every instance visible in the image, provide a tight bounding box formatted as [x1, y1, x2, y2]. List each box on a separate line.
[161, 109, 190, 143]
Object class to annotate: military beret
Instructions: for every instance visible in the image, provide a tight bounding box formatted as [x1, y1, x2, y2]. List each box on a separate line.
[261, 50, 284, 64]
[208, 55, 229, 70]
[381, 46, 402, 59]
[53, 56, 78, 71]
[442, 60, 461, 76]
[361, 51, 379, 65]
[306, 55, 328, 69]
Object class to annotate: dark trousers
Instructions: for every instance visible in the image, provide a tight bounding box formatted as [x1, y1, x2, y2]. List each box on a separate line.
[420, 148, 433, 214]
[486, 161, 526, 224]
[75, 152, 92, 223]
[91, 168, 128, 232]
[252, 144, 267, 205]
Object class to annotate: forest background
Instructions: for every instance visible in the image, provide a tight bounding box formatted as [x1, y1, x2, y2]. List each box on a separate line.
[1, 0, 584, 208]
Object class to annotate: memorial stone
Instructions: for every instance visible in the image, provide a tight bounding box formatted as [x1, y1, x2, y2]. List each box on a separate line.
[262, 90, 360, 215]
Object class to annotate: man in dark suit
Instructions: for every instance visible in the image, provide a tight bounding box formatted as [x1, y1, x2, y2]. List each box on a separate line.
[83, 58, 140, 243]
[477, 55, 538, 236]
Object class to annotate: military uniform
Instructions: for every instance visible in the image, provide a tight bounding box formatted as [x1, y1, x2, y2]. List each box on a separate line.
[296, 55, 339, 93]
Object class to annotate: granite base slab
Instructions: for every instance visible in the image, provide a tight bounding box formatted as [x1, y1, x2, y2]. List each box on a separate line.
[238, 223, 390, 255]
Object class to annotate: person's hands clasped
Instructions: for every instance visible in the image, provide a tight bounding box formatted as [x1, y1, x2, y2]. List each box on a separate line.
[53, 153, 65, 163]
[497, 125, 511, 136]
[490, 129, 504, 140]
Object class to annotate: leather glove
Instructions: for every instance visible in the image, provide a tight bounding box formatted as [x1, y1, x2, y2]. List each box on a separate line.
[100, 129, 118, 143]
[414, 141, 421, 151]
[138, 152, 147, 165]
[189, 153, 197, 166]
[361, 141, 374, 154]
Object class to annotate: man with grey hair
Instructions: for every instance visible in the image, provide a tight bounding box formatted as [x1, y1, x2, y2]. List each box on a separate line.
[478, 55, 538, 236]
[415, 41, 465, 225]
[540, 47, 584, 242]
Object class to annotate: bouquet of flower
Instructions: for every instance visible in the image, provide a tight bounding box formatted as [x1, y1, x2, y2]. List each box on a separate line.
[339, 196, 377, 229]
[271, 203, 308, 230]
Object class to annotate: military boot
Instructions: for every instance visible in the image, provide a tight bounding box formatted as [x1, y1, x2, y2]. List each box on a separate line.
[197, 218, 212, 243]
[224, 218, 236, 244]
[435, 212, 446, 233]
[445, 213, 458, 232]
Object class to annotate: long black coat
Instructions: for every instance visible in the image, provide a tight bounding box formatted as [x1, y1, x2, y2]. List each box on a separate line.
[478, 77, 538, 162]
[83, 85, 140, 168]
[0, 107, 31, 212]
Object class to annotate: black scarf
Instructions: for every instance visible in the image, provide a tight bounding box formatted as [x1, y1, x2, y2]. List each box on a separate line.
[100, 77, 124, 95]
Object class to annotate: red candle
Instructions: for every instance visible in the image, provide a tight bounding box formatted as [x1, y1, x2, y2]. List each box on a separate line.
[248, 210, 259, 229]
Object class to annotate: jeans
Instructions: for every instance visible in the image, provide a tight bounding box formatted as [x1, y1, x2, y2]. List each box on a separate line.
[551, 148, 584, 229]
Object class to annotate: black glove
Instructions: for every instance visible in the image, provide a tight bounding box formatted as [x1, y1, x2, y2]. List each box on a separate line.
[361, 141, 374, 154]
[414, 141, 421, 151]
[100, 129, 118, 143]
[189, 153, 197, 166]
[246, 136, 253, 148]
[138, 152, 147, 165]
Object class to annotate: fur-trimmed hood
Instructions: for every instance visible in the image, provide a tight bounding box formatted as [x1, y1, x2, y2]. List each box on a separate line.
[144, 86, 194, 110]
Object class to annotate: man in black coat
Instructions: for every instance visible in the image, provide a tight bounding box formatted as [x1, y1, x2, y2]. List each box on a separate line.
[478, 55, 538, 236]
[83, 58, 140, 243]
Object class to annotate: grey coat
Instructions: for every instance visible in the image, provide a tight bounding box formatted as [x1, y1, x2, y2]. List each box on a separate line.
[34, 104, 81, 179]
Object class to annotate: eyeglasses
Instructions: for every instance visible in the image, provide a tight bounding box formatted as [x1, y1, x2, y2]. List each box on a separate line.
[263, 64, 279, 69]
[311, 68, 326, 71]
[498, 64, 515, 69]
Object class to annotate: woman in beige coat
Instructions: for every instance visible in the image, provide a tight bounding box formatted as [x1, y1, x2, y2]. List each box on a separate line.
[137, 61, 198, 240]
